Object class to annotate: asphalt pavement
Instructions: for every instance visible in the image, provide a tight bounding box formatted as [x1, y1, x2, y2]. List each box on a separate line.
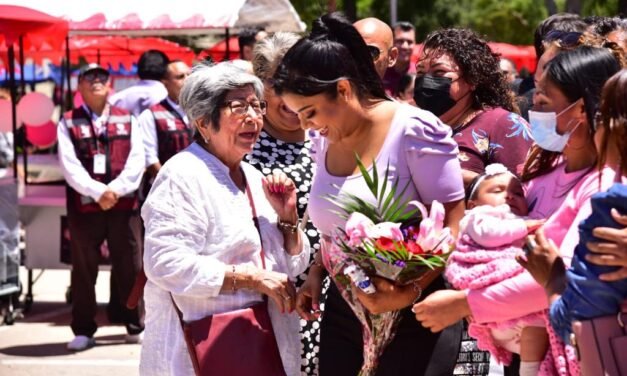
[0, 268, 140, 376]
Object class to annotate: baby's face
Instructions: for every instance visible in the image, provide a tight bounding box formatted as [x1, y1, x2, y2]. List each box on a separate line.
[473, 174, 528, 216]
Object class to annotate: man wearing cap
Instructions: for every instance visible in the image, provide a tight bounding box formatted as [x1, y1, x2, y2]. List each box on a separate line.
[57, 63, 145, 351]
[354, 17, 398, 81]
[108, 50, 169, 117]
[137, 60, 191, 183]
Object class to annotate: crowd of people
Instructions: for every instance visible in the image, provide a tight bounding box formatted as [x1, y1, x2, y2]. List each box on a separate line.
[53, 9, 627, 376]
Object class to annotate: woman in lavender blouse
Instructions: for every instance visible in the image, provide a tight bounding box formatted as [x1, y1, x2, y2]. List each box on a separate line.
[273, 13, 466, 376]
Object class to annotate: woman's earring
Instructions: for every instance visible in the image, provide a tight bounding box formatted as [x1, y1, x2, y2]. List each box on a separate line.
[202, 134, 209, 144]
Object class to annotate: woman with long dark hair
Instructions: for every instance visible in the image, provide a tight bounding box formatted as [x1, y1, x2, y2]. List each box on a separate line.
[273, 13, 466, 375]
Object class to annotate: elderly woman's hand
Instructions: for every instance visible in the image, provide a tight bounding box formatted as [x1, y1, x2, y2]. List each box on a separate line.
[250, 268, 297, 314]
[262, 171, 298, 224]
[586, 208, 627, 281]
[516, 227, 567, 299]
[295, 266, 324, 320]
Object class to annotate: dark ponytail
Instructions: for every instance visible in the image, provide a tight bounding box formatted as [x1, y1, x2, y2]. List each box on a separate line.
[273, 12, 388, 101]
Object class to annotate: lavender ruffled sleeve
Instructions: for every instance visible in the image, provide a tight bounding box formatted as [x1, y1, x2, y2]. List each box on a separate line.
[402, 109, 465, 204]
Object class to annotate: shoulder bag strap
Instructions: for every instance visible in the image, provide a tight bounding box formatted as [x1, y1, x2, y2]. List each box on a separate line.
[244, 177, 267, 270]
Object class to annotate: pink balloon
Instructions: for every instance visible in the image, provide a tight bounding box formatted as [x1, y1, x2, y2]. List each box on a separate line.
[25, 120, 57, 148]
[17, 92, 55, 126]
[0, 99, 22, 132]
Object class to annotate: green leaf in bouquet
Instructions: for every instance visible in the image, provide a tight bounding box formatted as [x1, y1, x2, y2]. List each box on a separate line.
[355, 153, 377, 197]
[379, 179, 397, 216]
[363, 241, 386, 260]
[388, 199, 419, 223]
[377, 161, 391, 205]
[381, 181, 412, 221]
[392, 242, 410, 260]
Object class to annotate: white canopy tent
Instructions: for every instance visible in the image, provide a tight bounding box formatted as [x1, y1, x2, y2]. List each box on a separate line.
[0, 0, 306, 35]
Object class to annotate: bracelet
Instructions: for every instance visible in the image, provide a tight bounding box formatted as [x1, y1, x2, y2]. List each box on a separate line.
[277, 218, 299, 234]
[411, 281, 423, 304]
[231, 265, 237, 292]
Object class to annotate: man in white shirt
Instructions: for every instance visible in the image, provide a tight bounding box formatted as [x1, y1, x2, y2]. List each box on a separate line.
[57, 63, 145, 351]
[108, 50, 169, 116]
[138, 60, 192, 181]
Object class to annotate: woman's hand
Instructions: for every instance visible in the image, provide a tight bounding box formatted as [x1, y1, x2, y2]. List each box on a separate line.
[525, 219, 546, 233]
[250, 268, 297, 314]
[586, 208, 627, 281]
[352, 268, 442, 315]
[516, 227, 567, 298]
[352, 277, 417, 315]
[262, 171, 298, 224]
[295, 266, 324, 320]
[412, 289, 470, 332]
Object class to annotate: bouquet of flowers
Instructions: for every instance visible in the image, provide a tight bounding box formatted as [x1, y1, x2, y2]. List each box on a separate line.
[321, 157, 454, 376]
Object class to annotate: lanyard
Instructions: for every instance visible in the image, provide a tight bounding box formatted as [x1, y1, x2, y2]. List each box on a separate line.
[83, 104, 110, 154]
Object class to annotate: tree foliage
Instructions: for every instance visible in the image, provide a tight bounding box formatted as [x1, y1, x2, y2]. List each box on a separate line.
[290, 0, 622, 45]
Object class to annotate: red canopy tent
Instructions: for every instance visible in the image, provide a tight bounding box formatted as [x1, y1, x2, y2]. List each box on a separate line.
[488, 42, 537, 73]
[0, 5, 68, 178]
[0, 0, 305, 61]
[0, 5, 68, 50]
[1, 35, 195, 69]
[197, 36, 240, 62]
[1, 0, 305, 35]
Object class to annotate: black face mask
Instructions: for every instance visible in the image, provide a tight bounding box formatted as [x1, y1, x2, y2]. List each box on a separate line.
[413, 75, 456, 117]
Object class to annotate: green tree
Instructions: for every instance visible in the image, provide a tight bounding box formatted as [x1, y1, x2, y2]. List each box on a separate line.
[291, 0, 624, 44]
[461, 0, 548, 44]
[290, 0, 328, 30]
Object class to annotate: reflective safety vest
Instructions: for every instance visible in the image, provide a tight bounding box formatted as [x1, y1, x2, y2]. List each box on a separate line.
[63, 105, 138, 213]
[150, 100, 192, 164]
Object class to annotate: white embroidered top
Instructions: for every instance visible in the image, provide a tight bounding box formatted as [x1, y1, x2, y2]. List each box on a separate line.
[139, 142, 310, 376]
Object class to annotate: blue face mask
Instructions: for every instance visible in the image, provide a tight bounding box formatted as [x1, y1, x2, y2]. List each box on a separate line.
[528, 100, 581, 152]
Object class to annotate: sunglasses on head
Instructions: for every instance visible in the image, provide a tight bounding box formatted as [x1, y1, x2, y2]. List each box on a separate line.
[367, 45, 382, 60]
[544, 30, 582, 47]
[82, 71, 109, 83]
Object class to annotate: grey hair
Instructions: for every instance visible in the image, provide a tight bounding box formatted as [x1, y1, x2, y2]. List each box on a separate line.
[252, 32, 300, 81]
[179, 62, 264, 132]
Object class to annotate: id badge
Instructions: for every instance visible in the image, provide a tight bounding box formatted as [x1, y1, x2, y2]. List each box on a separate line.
[93, 154, 106, 174]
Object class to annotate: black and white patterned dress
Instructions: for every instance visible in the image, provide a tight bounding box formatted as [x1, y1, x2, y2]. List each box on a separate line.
[246, 130, 324, 376]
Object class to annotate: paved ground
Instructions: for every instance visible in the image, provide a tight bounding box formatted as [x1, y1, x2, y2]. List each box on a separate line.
[0, 268, 140, 376]
[0, 269, 506, 376]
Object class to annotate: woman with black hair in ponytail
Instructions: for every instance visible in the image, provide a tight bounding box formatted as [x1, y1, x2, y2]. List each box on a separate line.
[273, 12, 466, 375]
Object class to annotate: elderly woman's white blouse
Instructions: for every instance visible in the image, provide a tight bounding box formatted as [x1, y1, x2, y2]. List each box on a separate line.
[139, 142, 310, 376]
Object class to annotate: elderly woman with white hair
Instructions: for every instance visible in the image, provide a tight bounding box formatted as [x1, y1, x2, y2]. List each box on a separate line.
[139, 62, 310, 376]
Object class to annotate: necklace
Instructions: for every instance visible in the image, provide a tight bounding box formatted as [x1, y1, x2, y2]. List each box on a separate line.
[452, 109, 484, 133]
